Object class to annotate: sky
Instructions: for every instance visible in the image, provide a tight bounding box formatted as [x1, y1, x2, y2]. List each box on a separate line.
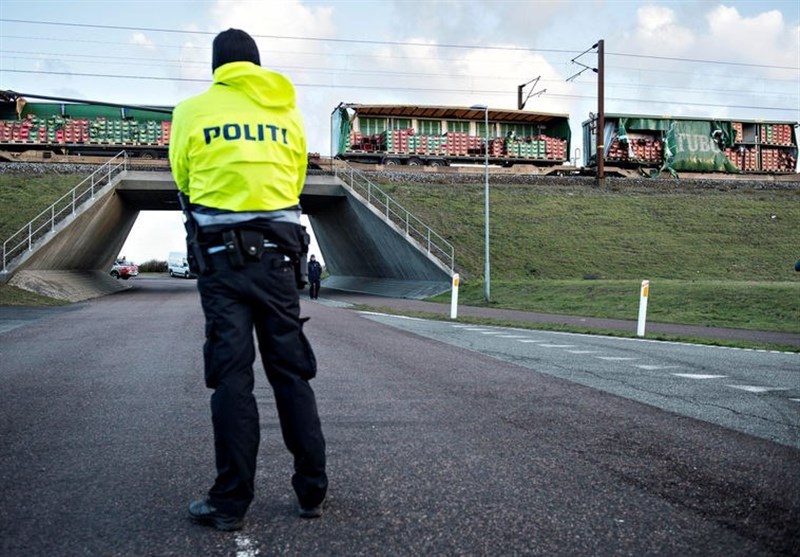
[1, 0, 798, 264]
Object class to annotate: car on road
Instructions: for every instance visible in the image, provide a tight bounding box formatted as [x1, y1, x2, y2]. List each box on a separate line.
[110, 260, 139, 280]
[167, 251, 196, 279]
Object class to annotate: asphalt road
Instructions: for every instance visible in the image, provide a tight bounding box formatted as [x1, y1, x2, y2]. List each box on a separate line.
[1, 277, 798, 556]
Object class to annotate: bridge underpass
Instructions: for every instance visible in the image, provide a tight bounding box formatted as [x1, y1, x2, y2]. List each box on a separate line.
[3, 168, 453, 301]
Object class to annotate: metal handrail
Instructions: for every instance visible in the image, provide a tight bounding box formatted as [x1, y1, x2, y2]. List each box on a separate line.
[1, 151, 129, 273]
[334, 164, 455, 274]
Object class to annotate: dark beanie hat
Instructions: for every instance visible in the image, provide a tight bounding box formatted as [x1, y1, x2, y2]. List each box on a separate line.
[212, 28, 261, 72]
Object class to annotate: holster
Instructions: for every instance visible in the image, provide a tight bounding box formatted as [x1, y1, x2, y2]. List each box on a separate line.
[178, 192, 207, 275]
[294, 226, 310, 289]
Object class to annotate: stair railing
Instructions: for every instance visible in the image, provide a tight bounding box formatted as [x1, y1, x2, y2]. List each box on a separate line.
[333, 164, 454, 274]
[1, 151, 129, 274]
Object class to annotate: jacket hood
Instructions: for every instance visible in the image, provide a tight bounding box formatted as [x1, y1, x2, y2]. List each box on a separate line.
[212, 61, 297, 109]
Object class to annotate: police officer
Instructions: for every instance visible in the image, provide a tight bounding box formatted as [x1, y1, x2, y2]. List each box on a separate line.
[169, 28, 327, 531]
[308, 254, 322, 299]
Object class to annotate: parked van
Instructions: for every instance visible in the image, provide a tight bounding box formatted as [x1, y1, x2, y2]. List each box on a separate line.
[168, 252, 195, 278]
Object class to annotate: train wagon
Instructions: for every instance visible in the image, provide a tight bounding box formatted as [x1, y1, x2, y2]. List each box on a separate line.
[332, 102, 573, 170]
[0, 91, 173, 162]
[583, 113, 799, 177]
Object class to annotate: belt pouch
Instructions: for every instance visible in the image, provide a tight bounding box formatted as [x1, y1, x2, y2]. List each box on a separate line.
[222, 230, 245, 269]
[239, 230, 265, 260]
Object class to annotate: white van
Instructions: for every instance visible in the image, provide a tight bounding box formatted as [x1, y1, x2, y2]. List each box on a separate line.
[168, 252, 195, 278]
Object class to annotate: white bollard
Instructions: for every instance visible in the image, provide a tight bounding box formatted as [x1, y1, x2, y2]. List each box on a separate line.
[450, 273, 460, 319]
[637, 280, 650, 337]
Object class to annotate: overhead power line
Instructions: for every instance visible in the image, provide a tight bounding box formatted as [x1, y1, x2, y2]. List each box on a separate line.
[0, 18, 576, 55]
[608, 51, 798, 71]
[1, 18, 797, 71]
[6, 49, 796, 98]
[1, 68, 795, 113]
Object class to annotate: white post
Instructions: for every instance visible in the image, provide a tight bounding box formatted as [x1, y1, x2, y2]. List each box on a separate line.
[637, 280, 650, 337]
[450, 273, 460, 319]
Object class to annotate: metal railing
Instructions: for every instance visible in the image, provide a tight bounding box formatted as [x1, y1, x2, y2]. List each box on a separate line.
[1, 151, 129, 274]
[333, 164, 455, 274]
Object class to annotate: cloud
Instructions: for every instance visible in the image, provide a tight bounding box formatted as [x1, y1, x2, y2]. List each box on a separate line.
[704, 5, 799, 71]
[130, 32, 157, 51]
[611, 4, 799, 120]
[631, 5, 696, 52]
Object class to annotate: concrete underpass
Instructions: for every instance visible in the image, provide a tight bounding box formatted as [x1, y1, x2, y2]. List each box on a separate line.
[2, 169, 453, 301]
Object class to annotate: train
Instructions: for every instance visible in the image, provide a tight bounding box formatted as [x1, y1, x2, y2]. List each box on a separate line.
[584, 113, 798, 176]
[1, 91, 797, 176]
[331, 103, 573, 171]
[0, 91, 172, 162]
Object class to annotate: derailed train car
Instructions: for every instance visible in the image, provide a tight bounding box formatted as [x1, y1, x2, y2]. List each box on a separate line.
[584, 113, 798, 177]
[331, 103, 573, 171]
[0, 92, 172, 161]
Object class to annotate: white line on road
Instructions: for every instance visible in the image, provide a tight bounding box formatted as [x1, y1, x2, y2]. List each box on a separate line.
[539, 344, 577, 348]
[672, 373, 728, 379]
[596, 356, 638, 361]
[497, 335, 530, 339]
[518, 339, 546, 343]
[567, 350, 601, 354]
[235, 534, 259, 557]
[637, 365, 681, 370]
[480, 331, 505, 335]
[726, 385, 790, 393]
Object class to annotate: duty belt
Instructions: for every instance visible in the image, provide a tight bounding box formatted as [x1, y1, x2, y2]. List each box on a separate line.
[207, 239, 278, 255]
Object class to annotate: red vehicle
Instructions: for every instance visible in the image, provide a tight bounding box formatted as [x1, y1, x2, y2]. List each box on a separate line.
[110, 259, 138, 280]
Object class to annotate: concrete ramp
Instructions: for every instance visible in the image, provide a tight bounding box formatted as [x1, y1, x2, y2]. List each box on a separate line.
[9, 270, 131, 302]
[322, 276, 450, 299]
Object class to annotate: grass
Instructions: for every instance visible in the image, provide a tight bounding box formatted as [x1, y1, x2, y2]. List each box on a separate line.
[371, 175, 799, 335]
[0, 283, 70, 306]
[428, 279, 800, 334]
[375, 178, 800, 282]
[0, 173, 86, 241]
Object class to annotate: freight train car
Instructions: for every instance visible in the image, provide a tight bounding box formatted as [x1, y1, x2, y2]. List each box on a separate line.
[332, 103, 573, 171]
[583, 113, 799, 177]
[0, 91, 172, 162]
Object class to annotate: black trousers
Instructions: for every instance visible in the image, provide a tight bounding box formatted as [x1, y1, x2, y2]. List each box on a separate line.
[309, 279, 321, 299]
[197, 251, 327, 517]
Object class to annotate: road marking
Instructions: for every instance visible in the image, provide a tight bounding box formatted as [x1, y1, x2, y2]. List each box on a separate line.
[464, 328, 492, 332]
[567, 350, 601, 354]
[517, 339, 546, 343]
[637, 365, 680, 370]
[726, 385, 789, 393]
[672, 373, 727, 379]
[235, 534, 259, 557]
[497, 335, 529, 339]
[480, 331, 505, 335]
[791, 399, 800, 403]
[596, 356, 638, 361]
[539, 344, 577, 348]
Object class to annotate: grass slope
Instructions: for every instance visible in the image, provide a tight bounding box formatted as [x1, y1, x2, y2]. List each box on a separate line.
[373, 175, 800, 333]
[0, 172, 86, 240]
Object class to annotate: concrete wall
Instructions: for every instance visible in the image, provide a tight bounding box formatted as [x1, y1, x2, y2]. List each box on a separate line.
[20, 187, 138, 271]
[309, 189, 450, 298]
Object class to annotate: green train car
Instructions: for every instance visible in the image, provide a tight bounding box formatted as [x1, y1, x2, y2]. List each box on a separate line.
[0, 91, 173, 160]
[332, 102, 573, 170]
[583, 113, 798, 176]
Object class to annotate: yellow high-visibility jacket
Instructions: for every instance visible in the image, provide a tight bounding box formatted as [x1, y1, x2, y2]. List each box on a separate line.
[169, 62, 308, 212]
